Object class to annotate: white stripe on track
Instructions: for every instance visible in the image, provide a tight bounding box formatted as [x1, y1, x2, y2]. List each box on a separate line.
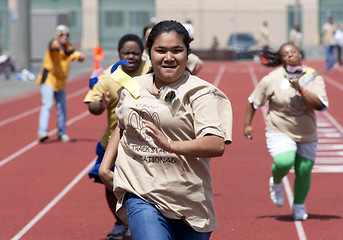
[0, 111, 89, 167]
[248, 65, 307, 240]
[321, 73, 343, 91]
[11, 158, 96, 240]
[0, 87, 88, 127]
[322, 111, 343, 135]
[0, 106, 40, 127]
[213, 65, 225, 87]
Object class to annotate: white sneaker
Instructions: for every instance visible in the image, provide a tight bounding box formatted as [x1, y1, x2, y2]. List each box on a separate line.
[107, 223, 129, 240]
[58, 134, 70, 143]
[38, 133, 49, 143]
[292, 204, 308, 221]
[269, 177, 284, 207]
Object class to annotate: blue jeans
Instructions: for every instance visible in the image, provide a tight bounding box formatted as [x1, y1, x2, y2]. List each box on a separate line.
[325, 45, 335, 69]
[125, 193, 212, 240]
[38, 84, 67, 136]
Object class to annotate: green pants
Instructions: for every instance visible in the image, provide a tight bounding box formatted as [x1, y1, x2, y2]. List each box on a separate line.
[272, 151, 314, 204]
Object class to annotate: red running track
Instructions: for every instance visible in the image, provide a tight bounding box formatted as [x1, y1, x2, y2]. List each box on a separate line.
[1, 60, 343, 240]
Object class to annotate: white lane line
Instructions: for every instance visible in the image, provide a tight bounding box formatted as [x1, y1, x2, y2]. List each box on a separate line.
[321, 111, 343, 134]
[0, 87, 88, 127]
[317, 128, 338, 133]
[317, 144, 343, 150]
[318, 138, 343, 143]
[0, 106, 41, 127]
[0, 111, 89, 167]
[317, 122, 333, 127]
[248, 65, 306, 240]
[321, 73, 343, 91]
[213, 65, 225, 87]
[312, 165, 343, 173]
[11, 158, 96, 240]
[316, 151, 343, 156]
[315, 158, 343, 164]
[283, 177, 307, 240]
[318, 133, 342, 138]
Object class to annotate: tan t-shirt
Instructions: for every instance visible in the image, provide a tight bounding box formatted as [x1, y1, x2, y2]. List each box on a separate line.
[259, 25, 270, 47]
[113, 71, 232, 232]
[83, 61, 151, 148]
[322, 22, 336, 45]
[289, 29, 302, 49]
[249, 66, 328, 143]
[186, 53, 200, 73]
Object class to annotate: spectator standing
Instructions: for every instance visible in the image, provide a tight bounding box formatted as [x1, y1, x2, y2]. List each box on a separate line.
[334, 23, 343, 66]
[183, 19, 194, 38]
[212, 36, 219, 50]
[182, 20, 204, 75]
[289, 25, 304, 58]
[259, 21, 270, 49]
[322, 17, 336, 70]
[36, 25, 85, 143]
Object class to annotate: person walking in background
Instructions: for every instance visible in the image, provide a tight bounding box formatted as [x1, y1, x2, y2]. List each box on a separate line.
[141, 23, 155, 61]
[36, 25, 85, 143]
[182, 19, 194, 38]
[182, 19, 204, 75]
[289, 25, 304, 58]
[322, 17, 336, 70]
[334, 23, 343, 67]
[244, 43, 328, 220]
[99, 20, 232, 240]
[259, 21, 271, 63]
[84, 34, 151, 240]
[212, 36, 219, 50]
[259, 21, 270, 50]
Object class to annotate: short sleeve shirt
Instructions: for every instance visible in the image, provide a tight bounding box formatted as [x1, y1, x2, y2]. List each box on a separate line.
[83, 61, 151, 148]
[322, 22, 336, 45]
[186, 53, 200, 73]
[113, 71, 233, 232]
[249, 67, 328, 143]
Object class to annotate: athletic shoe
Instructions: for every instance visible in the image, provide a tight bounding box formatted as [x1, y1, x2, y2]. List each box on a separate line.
[58, 134, 70, 143]
[292, 204, 308, 221]
[38, 133, 49, 143]
[107, 223, 129, 240]
[269, 177, 284, 207]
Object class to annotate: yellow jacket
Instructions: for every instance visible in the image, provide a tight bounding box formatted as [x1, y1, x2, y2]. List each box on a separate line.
[36, 39, 85, 91]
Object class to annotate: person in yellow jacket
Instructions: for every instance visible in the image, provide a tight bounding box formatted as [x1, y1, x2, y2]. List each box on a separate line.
[36, 25, 86, 143]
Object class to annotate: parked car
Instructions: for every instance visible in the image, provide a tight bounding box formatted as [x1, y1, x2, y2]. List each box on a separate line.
[227, 33, 261, 60]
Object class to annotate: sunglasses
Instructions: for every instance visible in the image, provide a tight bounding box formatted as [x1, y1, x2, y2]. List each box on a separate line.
[59, 33, 69, 37]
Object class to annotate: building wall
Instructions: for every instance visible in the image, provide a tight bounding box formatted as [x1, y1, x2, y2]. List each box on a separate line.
[98, 0, 155, 50]
[5, 0, 343, 56]
[82, 0, 99, 50]
[0, 0, 9, 52]
[155, 0, 324, 50]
